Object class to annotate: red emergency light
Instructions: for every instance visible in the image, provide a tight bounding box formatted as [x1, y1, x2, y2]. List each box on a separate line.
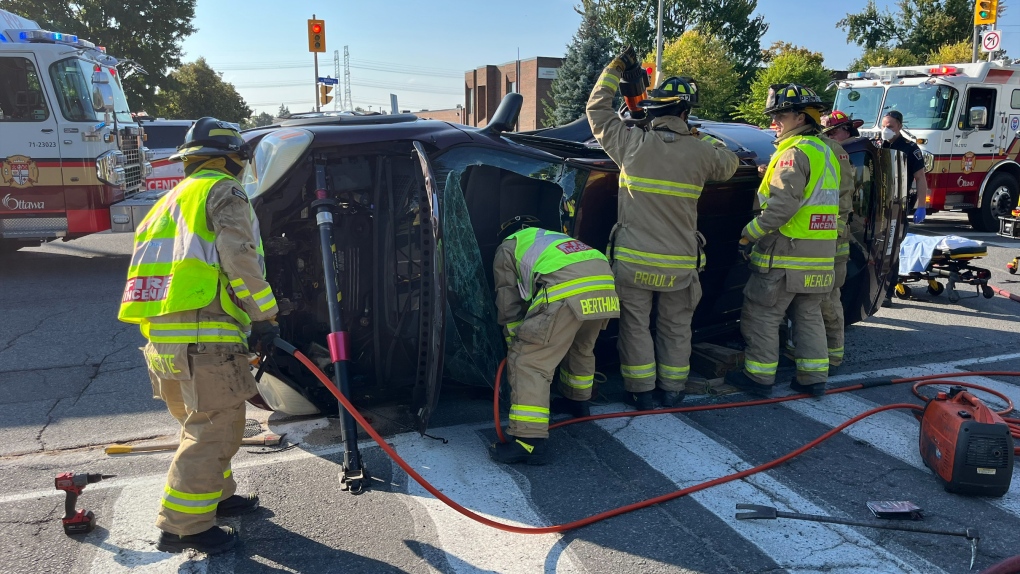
[928, 65, 958, 76]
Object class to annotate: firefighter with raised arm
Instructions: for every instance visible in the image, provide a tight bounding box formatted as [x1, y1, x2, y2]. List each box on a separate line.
[586, 47, 739, 410]
[725, 85, 840, 398]
[490, 216, 619, 465]
[118, 118, 278, 554]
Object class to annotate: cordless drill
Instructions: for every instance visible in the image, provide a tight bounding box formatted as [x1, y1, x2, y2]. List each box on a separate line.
[55, 472, 113, 535]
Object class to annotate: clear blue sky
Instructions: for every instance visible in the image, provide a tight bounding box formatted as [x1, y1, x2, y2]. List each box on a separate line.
[180, 0, 1020, 116]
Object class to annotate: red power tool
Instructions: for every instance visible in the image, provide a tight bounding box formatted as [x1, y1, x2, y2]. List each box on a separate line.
[919, 387, 1014, 497]
[55, 472, 113, 535]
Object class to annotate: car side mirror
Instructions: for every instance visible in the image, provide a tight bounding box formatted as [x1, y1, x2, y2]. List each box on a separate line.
[968, 106, 988, 127]
[92, 82, 115, 113]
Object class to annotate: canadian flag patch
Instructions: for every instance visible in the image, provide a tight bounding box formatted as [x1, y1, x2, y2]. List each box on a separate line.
[809, 214, 837, 231]
[777, 159, 795, 168]
[838, 153, 849, 161]
[557, 240, 592, 254]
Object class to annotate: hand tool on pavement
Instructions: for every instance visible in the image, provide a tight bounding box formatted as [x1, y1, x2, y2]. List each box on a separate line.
[736, 503, 980, 569]
[105, 433, 283, 455]
[919, 386, 1014, 497]
[55, 472, 113, 535]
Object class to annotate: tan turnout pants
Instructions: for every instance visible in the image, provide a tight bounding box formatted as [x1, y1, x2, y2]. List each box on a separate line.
[148, 346, 255, 535]
[617, 281, 701, 393]
[819, 256, 848, 366]
[507, 301, 605, 439]
[741, 270, 829, 386]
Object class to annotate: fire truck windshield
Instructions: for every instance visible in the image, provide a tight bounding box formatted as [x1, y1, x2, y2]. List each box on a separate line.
[834, 86, 884, 127]
[881, 85, 958, 130]
[48, 57, 134, 124]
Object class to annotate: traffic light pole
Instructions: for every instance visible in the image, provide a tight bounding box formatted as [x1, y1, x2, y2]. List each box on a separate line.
[973, 25, 980, 63]
[313, 13, 320, 112]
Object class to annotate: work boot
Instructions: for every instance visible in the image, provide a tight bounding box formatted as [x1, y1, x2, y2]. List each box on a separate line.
[157, 525, 238, 555]
[790, 378, 826, 397]
[827, 363, 843, 377]
[881, 297, 894, 308]
[550, 397, 590, 418]
[630, 390, 657, 411]
[658, 389, 686, 408]
[217, 493, 260, 517]
[725, 370, 774, 398]
[489, 437, 548, 465]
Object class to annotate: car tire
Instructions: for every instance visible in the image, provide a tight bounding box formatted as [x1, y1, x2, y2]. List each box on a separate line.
[967, 173, 1017, 232]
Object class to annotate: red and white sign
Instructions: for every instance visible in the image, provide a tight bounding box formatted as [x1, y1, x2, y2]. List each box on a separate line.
[146, 177, 183, 191]
[557, 240, 592, 255]
[809, 214, 837, 231]
[122, 275, 173, 302]
[981, 30, 1002, 53]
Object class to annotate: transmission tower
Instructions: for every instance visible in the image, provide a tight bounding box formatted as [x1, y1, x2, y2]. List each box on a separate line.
[333, 50, 341, 111]
[343, 45, 353, 111]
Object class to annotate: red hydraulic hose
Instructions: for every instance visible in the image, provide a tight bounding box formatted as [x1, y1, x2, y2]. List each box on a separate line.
[989, 285, 1020, 303]
[980, 555, 1020, 574]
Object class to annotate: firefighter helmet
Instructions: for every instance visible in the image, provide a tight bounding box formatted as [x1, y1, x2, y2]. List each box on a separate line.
[639, 76, 699, 116]
[822, 110, 864, 135]
[498, 215, 542, 240]
[763, 84, 828, 115]
[169, 117, 251, 162]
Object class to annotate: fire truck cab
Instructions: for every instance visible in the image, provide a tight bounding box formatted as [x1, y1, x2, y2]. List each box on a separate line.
[0, 10, 151, 253]
[835, 61, 1020, 231]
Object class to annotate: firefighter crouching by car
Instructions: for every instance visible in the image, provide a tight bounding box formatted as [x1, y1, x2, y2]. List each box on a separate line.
[725, 85, 840, 398]
[785, 110, 858, 371]
[118, 118, 280, 555]
[586, 47, 739, 410]
[490, 217, 619, 465]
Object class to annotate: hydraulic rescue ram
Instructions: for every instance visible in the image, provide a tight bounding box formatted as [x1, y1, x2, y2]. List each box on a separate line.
[311, 154, 368, 494]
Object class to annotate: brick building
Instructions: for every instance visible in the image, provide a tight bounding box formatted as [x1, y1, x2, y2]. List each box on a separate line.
[412, 107, 465, 124]
[465, 57, 563, 131]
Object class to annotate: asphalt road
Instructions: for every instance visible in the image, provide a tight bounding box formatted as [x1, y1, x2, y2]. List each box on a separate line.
[1, 213, 1018, 574]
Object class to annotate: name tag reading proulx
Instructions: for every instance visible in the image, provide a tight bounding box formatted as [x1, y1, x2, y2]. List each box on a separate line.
[123, 275, 173, 302]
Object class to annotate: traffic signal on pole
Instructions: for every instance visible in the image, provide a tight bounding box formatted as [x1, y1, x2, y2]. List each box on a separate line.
[975, 0, 998, 25]
[307, 19, 325, 52]
[319, 84, 333, 106]
[643, 62, 656, 85]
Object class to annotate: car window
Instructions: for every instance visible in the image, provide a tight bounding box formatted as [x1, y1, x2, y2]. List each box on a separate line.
[145, 125, 191, 149]
[0, 57, 49, 122]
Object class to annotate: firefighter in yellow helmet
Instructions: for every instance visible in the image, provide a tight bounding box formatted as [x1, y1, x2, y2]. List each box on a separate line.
[490, 216, 619, 464]
[725, 84, 840, 397]
[118, 118, 278, 554]
[587, 47, 739, 410]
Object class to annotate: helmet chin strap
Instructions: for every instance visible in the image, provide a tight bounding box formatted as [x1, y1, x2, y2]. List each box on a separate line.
[184, 155, 245, 177]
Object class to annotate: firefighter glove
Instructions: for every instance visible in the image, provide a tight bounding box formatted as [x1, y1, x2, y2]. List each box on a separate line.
[249, 320, 280, 352]
[738, 237, 753, 261]
[612, 46, 639, 72]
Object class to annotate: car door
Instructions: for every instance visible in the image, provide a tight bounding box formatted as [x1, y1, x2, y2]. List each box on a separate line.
[411, 141, 446, 433]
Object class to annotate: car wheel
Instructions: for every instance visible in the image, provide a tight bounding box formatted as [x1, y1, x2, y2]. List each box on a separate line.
[967, 173, 1017, 232]
[926, 280, 945, 296]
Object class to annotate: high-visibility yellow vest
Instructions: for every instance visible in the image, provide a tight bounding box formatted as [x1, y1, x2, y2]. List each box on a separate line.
[117, 171, 264, 344]
[750, 135, 839, 271]
[510, 228, 611, 306]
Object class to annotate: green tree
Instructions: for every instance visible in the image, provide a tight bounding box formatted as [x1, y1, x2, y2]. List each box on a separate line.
[7, 0, 197, 114]
[733, 50, 833, 128]
[153, 58, 251, 123]
[241, 111, 274, 130]
[277, 104, 291, 118]
[839, 0, 990, 63]
[655, 30, 739, 121]
[545, 9, 615, 126]
[848, 47, 921, 71]
[578, 0, 767, 88]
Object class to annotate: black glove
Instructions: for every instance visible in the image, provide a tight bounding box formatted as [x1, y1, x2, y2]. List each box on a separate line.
[617, 46, 639, 70]
[249, 320, 280, 352]
[738, 239, 754, 261]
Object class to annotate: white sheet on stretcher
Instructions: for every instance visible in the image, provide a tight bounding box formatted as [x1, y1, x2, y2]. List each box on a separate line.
[897, 234, 985, 275]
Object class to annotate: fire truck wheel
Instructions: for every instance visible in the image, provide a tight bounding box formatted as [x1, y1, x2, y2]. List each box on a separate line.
[968, 173, 1017, 232]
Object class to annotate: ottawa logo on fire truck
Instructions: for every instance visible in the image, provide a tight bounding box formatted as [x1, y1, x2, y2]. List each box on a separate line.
[1, 155, 40, 189]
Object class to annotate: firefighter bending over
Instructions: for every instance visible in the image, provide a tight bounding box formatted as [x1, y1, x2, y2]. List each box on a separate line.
[118, 118, 279, 554]
[726, 85, 840, 398]
[490, 217, 619, 465]
[586, 46, 738, 410]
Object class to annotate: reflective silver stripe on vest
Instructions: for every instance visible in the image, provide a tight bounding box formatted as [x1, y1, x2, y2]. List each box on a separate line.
[798, 139, 840, 209]
[130, 188, 219, 270]
[517, 230, 569, 301]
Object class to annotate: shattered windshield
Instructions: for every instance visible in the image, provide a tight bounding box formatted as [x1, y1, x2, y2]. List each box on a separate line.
[835, 87, 885, 128]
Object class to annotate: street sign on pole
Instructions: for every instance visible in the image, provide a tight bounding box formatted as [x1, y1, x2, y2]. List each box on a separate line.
[318, 77, 339, 85]
[981, 30, 1002, 53]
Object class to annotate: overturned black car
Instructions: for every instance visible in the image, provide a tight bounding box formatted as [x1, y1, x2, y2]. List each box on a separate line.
[240, 95, 908, 432]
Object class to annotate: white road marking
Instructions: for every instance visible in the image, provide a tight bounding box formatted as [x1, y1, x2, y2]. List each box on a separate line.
[595, 407, 943, 574]
[390, 426, 580, 574]
[782, 358, 1020, 516]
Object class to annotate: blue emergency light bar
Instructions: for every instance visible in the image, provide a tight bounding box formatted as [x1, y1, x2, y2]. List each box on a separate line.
[846, 72, 878, 80]
[15, 29, 94, 49]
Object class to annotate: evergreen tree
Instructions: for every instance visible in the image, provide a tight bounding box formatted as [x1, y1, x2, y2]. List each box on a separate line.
[545, 10, 615, 127]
